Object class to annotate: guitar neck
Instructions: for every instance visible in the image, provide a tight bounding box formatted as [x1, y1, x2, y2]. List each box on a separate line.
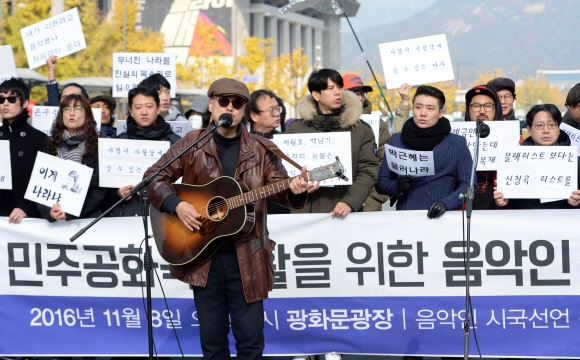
[227, 175, 303, 209]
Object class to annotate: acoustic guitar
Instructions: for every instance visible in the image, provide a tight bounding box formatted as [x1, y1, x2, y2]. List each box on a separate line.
[150, 158, 347, 266]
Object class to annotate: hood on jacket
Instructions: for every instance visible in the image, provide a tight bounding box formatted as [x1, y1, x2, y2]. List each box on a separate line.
[464, 85, 503, 122]
[296, 90, 363, 129]
[164, 105, 187, 122]
[522, 130, 571, 146]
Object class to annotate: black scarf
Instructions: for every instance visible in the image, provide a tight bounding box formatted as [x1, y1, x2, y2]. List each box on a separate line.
[2, 109, 29, 131]
[401, 117, 451, 150]
[127, 115, 172, 140]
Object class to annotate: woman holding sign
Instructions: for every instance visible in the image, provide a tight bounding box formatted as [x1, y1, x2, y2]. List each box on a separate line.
[37, 94, 107, 221]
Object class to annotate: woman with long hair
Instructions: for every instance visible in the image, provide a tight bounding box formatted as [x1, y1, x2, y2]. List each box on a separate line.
[38, 94, 107, 221]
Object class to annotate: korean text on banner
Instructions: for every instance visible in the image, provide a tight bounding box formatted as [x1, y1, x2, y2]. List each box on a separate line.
[360, 114, 381, 147]
[0, 141, 12, 190]
[98, 138, 170, 188]
[118, 120, 192, 138]
[385, 144, 435, 176]
[20, 8, 86, 69]
[24, 152, 93, 217]
[112, 53, 176, 98]
[560, 123, 580, 152]
[379, 34, 454, 90]
[31, 106, 102, 136]
[272, 132, 353, 186]
[451, 121, 521, 171]
[497, 145, 578, 199]
[0, 45, 18, 83]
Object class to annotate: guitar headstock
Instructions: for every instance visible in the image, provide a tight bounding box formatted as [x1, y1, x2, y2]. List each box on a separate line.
[305, 157, 349, 182]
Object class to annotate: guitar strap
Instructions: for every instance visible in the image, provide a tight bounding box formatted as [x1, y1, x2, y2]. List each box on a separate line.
[252, 135, 304, 171]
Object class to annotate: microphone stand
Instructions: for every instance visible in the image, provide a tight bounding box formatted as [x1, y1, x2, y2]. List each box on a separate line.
[70, 123, 219, 359]
[461, 120, 484, 360]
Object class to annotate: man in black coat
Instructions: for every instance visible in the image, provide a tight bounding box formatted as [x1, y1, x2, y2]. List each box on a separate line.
[110, 86, 180, 216]
[0, 78, 47, 222]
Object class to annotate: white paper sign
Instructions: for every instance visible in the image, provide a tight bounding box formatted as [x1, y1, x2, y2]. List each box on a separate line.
[272, 133, 353, 186]
[359, 114, 381, 147]
[116, 119, 189, 137]
[384, 144, 435, 176]
[0, 141, 12, 190]
[116, 120, 128, 134]
[112, 53, 176, 98]
[379, 34, 454, 90]
[24, 152, 93, 217]
[98, 138, 171, 188]
[31, 106, 102, 135]
[450, 121, 521, 171]
[497, 146, 578, 199]
[0, 45, 17, 83]
[560, 123, 580, 153]
[20, 8, 86, 69]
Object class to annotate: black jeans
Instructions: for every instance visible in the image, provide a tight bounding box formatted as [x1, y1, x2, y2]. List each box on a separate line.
[193, 243, 264, 360]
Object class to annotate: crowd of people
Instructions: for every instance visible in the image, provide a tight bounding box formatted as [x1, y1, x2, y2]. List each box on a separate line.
[2, 55, 580, 359]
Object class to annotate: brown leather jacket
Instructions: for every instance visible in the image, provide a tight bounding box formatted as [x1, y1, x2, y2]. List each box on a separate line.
[145, 125, 305, 302]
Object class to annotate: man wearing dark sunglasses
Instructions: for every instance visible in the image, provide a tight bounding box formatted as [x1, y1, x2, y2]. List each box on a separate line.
[0, 78, 47, 223]
[145, 78, 318, 360]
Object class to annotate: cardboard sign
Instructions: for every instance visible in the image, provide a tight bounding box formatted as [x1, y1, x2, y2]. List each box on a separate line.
[112, 53, 176, 97]
[0, 45, 17, 83]
[497, 146, 578, 199]
[31, 106, 102, 135]
[0, 141, 12, 190]
[98, 138, 170, 188]
[379, 34, 454, 89]
[450, 121, 521, 171]
[272, 132, 353, 186]
[384, 144, 435, 176]
[20, 8, 86, 69]
[24, 152, 93, 217]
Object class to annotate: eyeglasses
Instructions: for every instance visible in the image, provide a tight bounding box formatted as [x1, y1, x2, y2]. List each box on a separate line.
[214, 97, 245, 110]
[498, 94, 513, 101]
[63, 106, 83, 113]
[0, 96, 19, 104]
[469, 103, 495, 112]
[257, 106, 282, 117]
[533, 122, 558, 130]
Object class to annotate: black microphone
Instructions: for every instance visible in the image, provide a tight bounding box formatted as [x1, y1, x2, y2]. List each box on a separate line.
[476, 119, 491, 138]
[217, 113, 233, 127]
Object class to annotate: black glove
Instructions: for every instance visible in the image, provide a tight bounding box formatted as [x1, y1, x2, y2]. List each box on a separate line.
[427, 201, 448, 219]
[397, 175, 414, 194]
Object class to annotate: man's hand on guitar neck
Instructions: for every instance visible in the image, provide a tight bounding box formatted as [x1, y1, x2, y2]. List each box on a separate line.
[289, 166, 320, 195]
[175, 202, 202, 232]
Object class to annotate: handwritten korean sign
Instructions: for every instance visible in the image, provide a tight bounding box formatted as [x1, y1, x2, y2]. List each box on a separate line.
[20, 8, 86, 69]
[359, 114, 381, 147]
[378, 34, 454, 90]
[385, 144, 435, 176]
[31, 106, 102, 135]
[98, 138, 170, 188]
[450, 121, 521, 171]
[112, 53, 176, 98]
[0, 45, 17, 83]
[497, 146, 578, 199]
[24, 152, 93, 217]
[116, 119, 191, 138]
[560, 123, 580, 153]
[272, 133, 353, 186]
[0, 141, 12, 190]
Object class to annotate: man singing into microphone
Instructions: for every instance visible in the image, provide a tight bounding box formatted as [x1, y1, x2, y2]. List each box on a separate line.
[144, 78, 318, 359]
[376, 85, 473, 218]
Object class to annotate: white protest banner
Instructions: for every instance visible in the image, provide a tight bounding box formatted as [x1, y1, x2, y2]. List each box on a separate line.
[379, 34, 454, 90]
[168, 120, 193, 137]
[116, 119, 127, 134]
[112, 53, 176, 97]
[20, 8, 86, 69]
[385, 144, 435, 176]
[272, 132, 353, 186]
[360, 114, 381, 146]
[497, 146, 578, 199]
[98, 138, 170, 188]
[31, 106, 102, 135]
[0, 45, 17, 82]
[451, 121, 521, 170]
[0, 141, 12, 190]
[560, 123, 580, 152]
[24, 152, 93, 217]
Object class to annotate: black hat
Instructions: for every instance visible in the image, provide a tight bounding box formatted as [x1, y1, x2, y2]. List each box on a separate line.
[465, 85, 497, 105]
[88, 91, 116, 112]
[486, 77, 515, 94]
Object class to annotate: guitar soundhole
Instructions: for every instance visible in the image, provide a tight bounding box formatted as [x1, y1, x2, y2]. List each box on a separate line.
[207, 197, 228, 222]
